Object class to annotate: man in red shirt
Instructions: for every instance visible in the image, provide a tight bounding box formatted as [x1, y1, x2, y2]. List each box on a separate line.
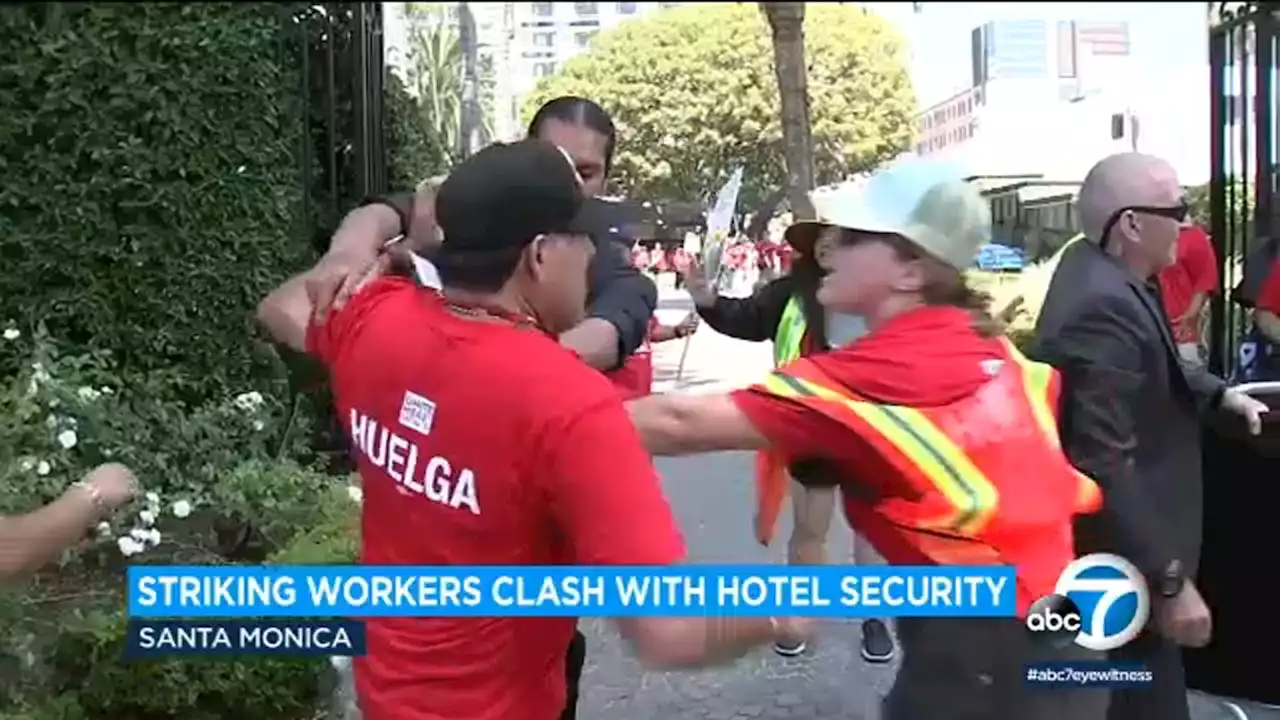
[1158, 223, 1219, 366]
[257, 140, 807, 720]
[627, 160, 1106, 719]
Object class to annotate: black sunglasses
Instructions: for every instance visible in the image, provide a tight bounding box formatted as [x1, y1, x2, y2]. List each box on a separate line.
[1099, 200, 1189, 250]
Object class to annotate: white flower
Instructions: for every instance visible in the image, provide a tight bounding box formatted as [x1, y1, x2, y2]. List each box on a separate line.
[145, 529, 162, 546]
[100, 386, 113, 395]
[48, 397, 60, 409]
[138, 510, 156, 526]
[56, 429, 77, 450]
[3, 328, 19, 341]
[145, 491, 160, 506]
[252, 420, 265, 431]
[233, 391, 265, 412]
[36, 461, 50, 476]
[346, 485, 363, 504]
[19, 457, 34, 472]
[77, 386, 102, 402]
[171, 500, 193, 519]
[130, 527, 150, 540]
[96, 521, 112, 538]
[117, 536, 144, 557]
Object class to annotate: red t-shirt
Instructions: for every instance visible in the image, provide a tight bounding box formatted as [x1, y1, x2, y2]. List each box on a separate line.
[1158, 225, 1219, 343]
[1258, 259, 1280, 314]
[307, 278, 685, 720]
[777, 245, 794, 273]
[730, 306, 1073, 613]
[607, 317, 657, 400]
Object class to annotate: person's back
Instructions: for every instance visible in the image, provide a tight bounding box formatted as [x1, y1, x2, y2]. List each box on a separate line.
[313, 278, 640, 718]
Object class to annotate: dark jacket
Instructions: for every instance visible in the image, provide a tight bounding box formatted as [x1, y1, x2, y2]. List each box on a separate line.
[694, 274, 826, 353]
[369, 193, 656, 368]
[1031, 240, 1226, 580]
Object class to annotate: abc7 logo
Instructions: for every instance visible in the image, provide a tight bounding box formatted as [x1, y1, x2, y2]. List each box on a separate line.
[1025, 553, 1150, 652]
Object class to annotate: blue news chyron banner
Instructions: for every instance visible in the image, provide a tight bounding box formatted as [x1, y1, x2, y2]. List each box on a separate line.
[127, 565, 1017, 618]
[124, 620, 367, 659]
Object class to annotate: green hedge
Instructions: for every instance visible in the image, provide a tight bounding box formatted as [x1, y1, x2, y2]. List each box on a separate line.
[0, 3, 310, 399]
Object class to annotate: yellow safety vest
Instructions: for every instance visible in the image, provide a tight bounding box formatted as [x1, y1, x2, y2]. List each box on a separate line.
[774, 295, 806, 367]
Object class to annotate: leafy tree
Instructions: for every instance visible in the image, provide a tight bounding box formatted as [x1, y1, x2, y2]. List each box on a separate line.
[524, 3, 916, 208]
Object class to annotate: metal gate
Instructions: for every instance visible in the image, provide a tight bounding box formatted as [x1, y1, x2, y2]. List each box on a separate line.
[290, 2, 388, 254]
[1207, 1, 1279, 376]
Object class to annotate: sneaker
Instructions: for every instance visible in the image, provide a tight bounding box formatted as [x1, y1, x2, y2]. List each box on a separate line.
[773, 639, 807, 657]
[860, 619, 895, 663]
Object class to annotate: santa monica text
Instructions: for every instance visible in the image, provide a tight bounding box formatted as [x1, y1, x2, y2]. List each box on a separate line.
[123, 620, 366, 658]
[127, 566, 1016, 618]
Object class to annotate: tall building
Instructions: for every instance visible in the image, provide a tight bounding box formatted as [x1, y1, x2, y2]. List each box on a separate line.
[499, 2, 675, 137]
[908, 3, 1208, 185]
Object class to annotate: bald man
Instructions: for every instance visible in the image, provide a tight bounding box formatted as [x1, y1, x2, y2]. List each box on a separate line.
[1031, 153, 1268, 720]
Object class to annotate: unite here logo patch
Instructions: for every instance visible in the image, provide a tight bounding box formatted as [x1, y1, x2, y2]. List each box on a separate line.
[398, 391, 437, 436]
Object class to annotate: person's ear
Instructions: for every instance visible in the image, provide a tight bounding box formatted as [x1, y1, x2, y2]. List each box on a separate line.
[524, 235, 551, 283]
[891, 258, 927, 293]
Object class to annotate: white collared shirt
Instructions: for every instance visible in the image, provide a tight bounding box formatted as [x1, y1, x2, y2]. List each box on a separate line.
[412, 253, 441, 289]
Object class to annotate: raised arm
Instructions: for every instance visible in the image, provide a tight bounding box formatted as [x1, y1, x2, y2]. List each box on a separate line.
[691, 275, 793, 342]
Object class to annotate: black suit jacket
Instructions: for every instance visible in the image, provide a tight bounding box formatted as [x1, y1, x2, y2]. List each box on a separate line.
[1030, 240, 1226, 581]
[367, 193, 657, 370]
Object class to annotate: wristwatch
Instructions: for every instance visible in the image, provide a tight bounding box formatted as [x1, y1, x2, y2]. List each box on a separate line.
[1158, 559, 1186, 598]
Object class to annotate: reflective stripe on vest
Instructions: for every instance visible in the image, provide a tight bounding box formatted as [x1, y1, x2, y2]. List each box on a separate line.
[761, 371, 999, 534]
[1001, 338, 1102, 511]
[755, 353, 1101, 541]
[773, 295, 806, 367]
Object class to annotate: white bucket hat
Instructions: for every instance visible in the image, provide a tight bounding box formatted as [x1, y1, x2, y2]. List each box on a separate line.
[783, 159, 991, 271]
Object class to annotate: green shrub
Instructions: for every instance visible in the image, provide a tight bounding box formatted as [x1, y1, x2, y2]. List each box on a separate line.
[0, 331, 358, 716]
[1, 480, 359, 719]
[0, 3, 310, 401]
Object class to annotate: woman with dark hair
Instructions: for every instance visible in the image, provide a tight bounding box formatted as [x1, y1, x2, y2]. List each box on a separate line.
[682, 210, 897, 664]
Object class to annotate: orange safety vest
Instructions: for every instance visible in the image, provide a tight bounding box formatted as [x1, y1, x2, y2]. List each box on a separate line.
[751, 339, 1101, 585]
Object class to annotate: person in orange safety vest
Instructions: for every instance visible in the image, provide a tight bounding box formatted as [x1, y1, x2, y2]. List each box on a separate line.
[626, 158, 1108, 720]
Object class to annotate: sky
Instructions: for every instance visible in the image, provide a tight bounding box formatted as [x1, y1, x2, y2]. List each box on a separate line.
[863, 2, 1209, 109]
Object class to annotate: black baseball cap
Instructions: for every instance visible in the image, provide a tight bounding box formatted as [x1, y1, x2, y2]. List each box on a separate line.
[434, 139, 602, 265]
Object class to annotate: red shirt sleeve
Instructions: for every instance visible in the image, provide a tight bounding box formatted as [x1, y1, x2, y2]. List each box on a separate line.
[729, 384, 864, 462]
[539, 398, 685, 565]
[306, 277, 417, 366]
[1183, 228, 1220, 295]
[1258, 260, 1280, 313]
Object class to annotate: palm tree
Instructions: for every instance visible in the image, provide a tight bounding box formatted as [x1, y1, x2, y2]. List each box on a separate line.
[457, 2, 482, 159]
[759, 2, 816, 220]
[404, 3, 492, 166]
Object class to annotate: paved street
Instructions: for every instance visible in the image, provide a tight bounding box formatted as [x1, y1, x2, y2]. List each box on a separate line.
[577, 289, 1250, 720]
